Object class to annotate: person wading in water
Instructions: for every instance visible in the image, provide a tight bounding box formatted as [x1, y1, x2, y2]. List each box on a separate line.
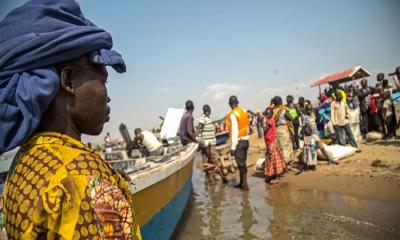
[226, 96, 250, 191]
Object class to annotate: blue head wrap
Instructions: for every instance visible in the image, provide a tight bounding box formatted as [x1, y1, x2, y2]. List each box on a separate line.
[0, 0, 126, 154]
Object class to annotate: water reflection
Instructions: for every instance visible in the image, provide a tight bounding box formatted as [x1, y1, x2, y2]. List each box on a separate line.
[174, 156, 400, 240]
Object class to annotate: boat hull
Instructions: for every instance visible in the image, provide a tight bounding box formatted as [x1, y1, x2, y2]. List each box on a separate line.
[130, 144, 196, 240]
[139, 172, 192, 239]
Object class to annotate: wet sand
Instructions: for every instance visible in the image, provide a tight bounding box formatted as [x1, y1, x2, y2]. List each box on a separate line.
[173, 136, 400, 239]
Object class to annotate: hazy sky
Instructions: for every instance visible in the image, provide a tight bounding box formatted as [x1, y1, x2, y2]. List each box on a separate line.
[1, 0, 399, 143]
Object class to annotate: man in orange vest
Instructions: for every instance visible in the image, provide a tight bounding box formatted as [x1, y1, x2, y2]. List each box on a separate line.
[226, 95, 250, 190]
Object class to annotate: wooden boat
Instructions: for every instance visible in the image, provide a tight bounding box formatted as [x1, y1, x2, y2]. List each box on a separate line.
[104, 112, 197, 239]
[1, 106, 196, 239]
[107, 142, 196, 240]
[0, 151, 15, 195]
[0, 139, 195, 240]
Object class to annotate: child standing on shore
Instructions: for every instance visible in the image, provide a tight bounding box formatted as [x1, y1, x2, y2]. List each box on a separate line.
[303, 125, 318, 170]
[263, 108, 286, 184]
[302, 104, 337, 165]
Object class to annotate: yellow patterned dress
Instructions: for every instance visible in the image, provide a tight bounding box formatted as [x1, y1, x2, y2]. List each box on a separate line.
[0, 132, 142, 240]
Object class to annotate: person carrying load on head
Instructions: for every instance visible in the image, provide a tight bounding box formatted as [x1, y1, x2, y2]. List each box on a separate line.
[329, 82, 347, 104]
[0, 0, 142, 239]
[226, 96, 250, 191]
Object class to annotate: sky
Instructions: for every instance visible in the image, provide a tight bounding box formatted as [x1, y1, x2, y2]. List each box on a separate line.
[1, 0, 399, 143]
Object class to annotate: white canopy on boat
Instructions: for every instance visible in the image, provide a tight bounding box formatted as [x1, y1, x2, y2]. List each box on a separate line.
[160, 108, 185, 139]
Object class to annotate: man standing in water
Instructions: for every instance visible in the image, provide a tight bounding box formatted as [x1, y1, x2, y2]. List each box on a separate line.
[0, 0, 141, 239]
[226, 96, 250, 191]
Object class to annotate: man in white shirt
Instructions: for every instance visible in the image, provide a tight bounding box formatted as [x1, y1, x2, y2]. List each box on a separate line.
[226, 95, 250, 191]
[331, 92, 360, 152]
[133, 128, 164, 157]
[104, 132, 113, 154]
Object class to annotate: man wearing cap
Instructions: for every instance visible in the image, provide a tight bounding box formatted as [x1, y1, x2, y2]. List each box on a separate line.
[390, 66, 400, 91]
[226, 96, 250, 191]
[0, 0, 142, 239]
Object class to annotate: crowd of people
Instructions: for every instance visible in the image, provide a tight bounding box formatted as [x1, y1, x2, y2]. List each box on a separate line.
[317, 69, 400, 141]
[0, 0, 399, 238]
[261, 68, 399, 183]
[179, 66, 400, 188]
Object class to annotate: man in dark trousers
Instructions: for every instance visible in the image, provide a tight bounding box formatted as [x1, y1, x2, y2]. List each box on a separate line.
[357, 79, 371, 138]
[287, 95, 301, 149]
[226, 96, 250, 191]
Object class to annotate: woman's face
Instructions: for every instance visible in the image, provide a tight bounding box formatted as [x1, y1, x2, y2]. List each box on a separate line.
[68, 57, 110, 135]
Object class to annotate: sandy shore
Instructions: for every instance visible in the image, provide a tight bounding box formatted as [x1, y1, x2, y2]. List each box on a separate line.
[243, 135, 400, 201]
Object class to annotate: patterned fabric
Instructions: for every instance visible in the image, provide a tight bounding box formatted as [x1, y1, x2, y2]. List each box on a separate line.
[274, 106, 288, 125]
[264, 118, 276, 145]
[318, 100, 331, 125]
[276, 125, 294, 164]
[273, 105, 295, 138]
[0, 200, 6, 240]
[264, 141, 286, 181]
[1, 132, 141, 240]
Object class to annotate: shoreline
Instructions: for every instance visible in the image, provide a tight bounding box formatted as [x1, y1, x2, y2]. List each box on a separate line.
[236, 135, 400, 202]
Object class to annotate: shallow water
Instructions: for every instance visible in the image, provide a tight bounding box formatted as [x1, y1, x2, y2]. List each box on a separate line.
[173, 156, 400, 240]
